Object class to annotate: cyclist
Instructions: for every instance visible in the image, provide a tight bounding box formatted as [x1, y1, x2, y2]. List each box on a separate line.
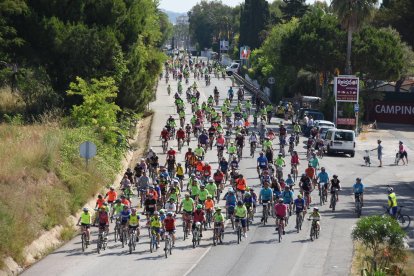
[316, 167, 330, 195]
[198, 131, 209, 150]
[189, 176, 201, 200]
[227, 141, 237, 159]
[309, 153, 320, 170]
[274, 198, 287, 234]
[281, 186, 294, 212]
[77, 207, 92, 243]
[104, 186, 117, 207]
[202, 161, 212, 181]
[95, 194, 105, 210]
[176, 127, 185, 146]
[293, 122, 301, 134]
[120, 205, 131, 241]
[387, 187, 398, 217]
[144, 193, 157, 219]
[279, 123, 287, 139]
[243, 192, 254, 221]
[236, 174, 247, 197]
[299, 174, 313, 209]
[206, 178, 218, 200]
[165, 197, 177, 214]
[179, 193, 195, 233]
[274, 153, 286, 167]
[293, 194, 306, 229]
[259, 181, 274, 221]
[235, 200, 248, 237]
[353, 178, 364, 206]
[219, 157, 229, 181]
[193, 204, 206, 237]
[127, 208, 140, 242]
[305, 163, 316, 182]
[194, 144, 205, 160]
[213, 207, 225, 242]
[150, 211, 162, 248]
[176, 163, 184, 191]
[328, 174, 341, 206]
[308, 207, 321, 231]
[197, 185, 210, 205]
[184, 148, 193, 174]
[257, 152, 269, 174]
[205, 195, 215, 215]
[249, 131, 258, 147]
[163, 212, 176, 246]
[262, 137, 273, 151]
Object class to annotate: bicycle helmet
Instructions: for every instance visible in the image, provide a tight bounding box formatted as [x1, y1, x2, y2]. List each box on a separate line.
[168, 197, 175, 202]
[216, 207, 222, 211]
[297, 194, 302, 199]
[83, 207, 89, 212]
[278, 198, 284, 203]
[237, 200, 243, 206]
[115, 199, 121, 203]
[208, 178, 214, 183]
[313, 207, 319, 211]
[154, 211, 159, 215]
[333, 175, 338, 178]
[196, 204, 202, 209]
[207, 195, 212, 199]
[110, 186, 115, 190]
[167, 212, 173, 216]
[159, 209, 165, 214]
[244, 192, 251, 197]
[172, 178, 179, 184]
[387, 187, 394, 193]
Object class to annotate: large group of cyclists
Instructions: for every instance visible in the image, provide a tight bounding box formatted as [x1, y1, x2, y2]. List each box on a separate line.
[77, 53, 374, 256]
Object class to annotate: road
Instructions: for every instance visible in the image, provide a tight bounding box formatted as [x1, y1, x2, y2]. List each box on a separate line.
[23, 60, 414, 276]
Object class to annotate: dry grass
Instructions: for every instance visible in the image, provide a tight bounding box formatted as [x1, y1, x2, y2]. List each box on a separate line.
[0, 88, 25, 116]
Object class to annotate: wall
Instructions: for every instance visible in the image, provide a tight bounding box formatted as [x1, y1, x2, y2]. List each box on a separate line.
[369, 92, 414, 124]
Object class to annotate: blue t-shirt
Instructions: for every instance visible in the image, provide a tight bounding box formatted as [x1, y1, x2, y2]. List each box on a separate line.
[225, 194, 237, 207]
[285, 178, 294, 186]
[353, 183, 364, 194]
[199, 134, 208, 144]
[318, 172, 329, 184]
[257, 156, 268, 167]
[282, 190, 294, 204]
[294, 198, 305, 212]
[219, 161, 229, 171]
[120, 210, 131, 222]
[260, 188, 272, 201]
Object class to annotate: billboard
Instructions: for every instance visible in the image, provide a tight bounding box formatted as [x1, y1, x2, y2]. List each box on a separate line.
[337, 118, 356, 126]
[220, 40, 229, 51]
[240, 46, 251, 60]
[334, 76, 359, 102]
[371, 102, 414, 124]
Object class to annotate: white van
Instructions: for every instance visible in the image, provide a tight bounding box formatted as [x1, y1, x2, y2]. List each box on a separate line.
[226, 62, 240, 76]
[323, 129, 356, 157]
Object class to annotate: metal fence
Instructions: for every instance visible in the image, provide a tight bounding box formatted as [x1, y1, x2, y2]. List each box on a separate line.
[233, 73, 272, 105]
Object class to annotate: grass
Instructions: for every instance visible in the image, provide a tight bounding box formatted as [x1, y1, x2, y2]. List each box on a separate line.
[0, 123, 123, 268]
[352, 242, 414, 276]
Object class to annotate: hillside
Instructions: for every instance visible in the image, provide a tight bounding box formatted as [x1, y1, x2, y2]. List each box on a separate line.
[162, 9, 187, 24]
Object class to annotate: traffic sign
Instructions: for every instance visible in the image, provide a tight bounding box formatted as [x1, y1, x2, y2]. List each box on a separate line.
[354, 103, 359, 112]
[268, 77, 275, 85]
[80, 141, 97, 160]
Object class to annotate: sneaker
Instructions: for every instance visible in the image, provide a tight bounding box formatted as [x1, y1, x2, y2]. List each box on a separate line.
[329, 205, 332, 208]
[200, 234, 203, 237]
[283, 230, 285, 235]
[294, 225, 297, 229]
[275, 227, 278, 231]
[156, 244, 160, 249]
[244, 233, 247, 238]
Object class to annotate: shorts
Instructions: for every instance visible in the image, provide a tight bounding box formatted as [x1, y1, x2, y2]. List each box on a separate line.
[262, 199, 270, 204]
[98, 222, 107, 229]
[399, 151, 407, 159]
[107, 200, 114, 204]
[295, 210, 304, 215]
[151, 227, 160, 234]
[354, 193, 363, 199]
[390, 206, 398, 216]
[237, 189, 246, 194]
[121, 220, 128, 226]
[81, 223, 91, 229]
[147, 209, 155, 216]
[160, 187, 167, 195]
[227, 206, 235, 215]
[276, 215, 285, 221]
[176, 175, 184, 180]
[129, 225, 139, 230]
[235, 217, 247, 227]
[183, 210, 193, 216]
[165, 229, 176, 234]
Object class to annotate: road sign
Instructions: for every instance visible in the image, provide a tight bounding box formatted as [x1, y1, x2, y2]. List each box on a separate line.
[334, 76, 359, 102]
[80, 141, 97, 160]
[268, 77, 275, 85]
[354, 103, 359, 112]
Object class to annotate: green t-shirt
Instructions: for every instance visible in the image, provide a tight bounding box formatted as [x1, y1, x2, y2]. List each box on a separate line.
[275, 157, 285, 167]
[310, 158, 319, 168]
[228, 145, 237, 154]
[263, 140, 272, 150]
[205, 183, 217, 197]
[194, 147, 205, 156]
[235, 205, 247, 218]
[113, 204, 124, 215]
[182, 198, 195, 212]
[214, 212, 225, 222]
[198, 189, 210, 201]
[190, 183, 200, 197]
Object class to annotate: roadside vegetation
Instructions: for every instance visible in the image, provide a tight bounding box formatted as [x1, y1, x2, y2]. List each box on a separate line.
[0, 0, 172, 268]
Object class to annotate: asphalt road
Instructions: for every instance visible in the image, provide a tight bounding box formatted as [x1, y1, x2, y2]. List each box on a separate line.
[23, 59, 414, 276]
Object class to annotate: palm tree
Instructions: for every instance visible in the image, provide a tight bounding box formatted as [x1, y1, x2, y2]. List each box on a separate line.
[331, 0, 378, 74]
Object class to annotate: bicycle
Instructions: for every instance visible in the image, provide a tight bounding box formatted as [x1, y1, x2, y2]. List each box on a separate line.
[97, 226, 107, 254]
[309, 217, 320, 241]
[206, 209, 213, 229]
[164, 231, 173, 258]
[235, 217, 243, 244]
[276, 216, 285, 243]
[355, 193, 363, 218]
[128, 228, 138, 254]
[319, 183, 328, 206]
[79, 225, 89, 252]
[212, 222, 224, 246]
[295, 211, 304, 233]
[178, 138, 184, 151]
[162, 139, 168, 153]
[149, 227, 158, 253]
[262, 202, 271, 226]
[330, 189, 339, 211]
[383, 206, 411, 229]
[192, 222, 202, 248]
[227, 206, 235, 230]
[113, 216, 121, 242]
[250, 142, 256, 158]
[120, 225, 128, 248]
[182, 213, 192, 241]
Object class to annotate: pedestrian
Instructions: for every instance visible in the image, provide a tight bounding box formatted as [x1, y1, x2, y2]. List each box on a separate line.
[398, 141, 408, 165]
[371, 139, 383, 167]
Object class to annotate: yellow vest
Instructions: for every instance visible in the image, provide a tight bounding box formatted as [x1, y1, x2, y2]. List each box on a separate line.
[129, 215, 140, 226]
[388, 193, 397, 207]
[81, 212, 91, 224]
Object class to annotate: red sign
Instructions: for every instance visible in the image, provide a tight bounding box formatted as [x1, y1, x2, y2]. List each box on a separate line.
[372, 102, 414, 124]
[335, 76, 359, 102]
[337, 118, 356, 126]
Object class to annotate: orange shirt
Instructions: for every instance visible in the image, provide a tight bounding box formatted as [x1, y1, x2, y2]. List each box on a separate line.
[121, 198, 130, 207]
[147, 190, 159, 201]
[305, 167, 316, 179]
[205, 199, 214, 210]
[106, 191, 117, 202]
[196, 161, 204, 172]
[244, 121, 250, 127]
[236, 178, 247, 191]
[96, 198, 105, 208]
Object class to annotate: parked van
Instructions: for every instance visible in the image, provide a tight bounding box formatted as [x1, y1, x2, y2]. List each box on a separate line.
[323, 129, 356, 157]
[226, 62, 240, 76]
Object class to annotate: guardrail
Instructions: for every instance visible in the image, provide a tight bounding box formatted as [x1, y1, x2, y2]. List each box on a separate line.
[233, 73, 272, 105]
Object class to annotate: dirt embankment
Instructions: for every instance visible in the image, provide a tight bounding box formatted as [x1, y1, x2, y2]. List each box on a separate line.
[0, 115, 153, 276]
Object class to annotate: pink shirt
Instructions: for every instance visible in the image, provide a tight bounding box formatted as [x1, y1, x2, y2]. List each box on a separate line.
[274, 203, 287, 217]
[399, 144, 405, 153]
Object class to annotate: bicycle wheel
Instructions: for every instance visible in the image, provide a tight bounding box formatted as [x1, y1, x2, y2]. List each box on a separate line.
[165, 239, 168, 258]
[150, 235, 153, 253]
[231, 217, 235, 230]
[398, 215, 411, 229]
[316, 227, 319, 239]
[114, 226, 117, 242]
[97, 235, 101, 254]
[129, 234, 133, 254]
[169, 239, 173, 255]
[310, 227, 314, 241]
[331, 197, 336, 212]
[81, 234, 85, 252]
[278, 228, 282, 243]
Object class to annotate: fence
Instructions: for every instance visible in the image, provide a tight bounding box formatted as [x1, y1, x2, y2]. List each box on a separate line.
[233, 73, 272, 105]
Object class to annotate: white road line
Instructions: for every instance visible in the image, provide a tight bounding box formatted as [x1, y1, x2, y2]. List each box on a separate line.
[182, 245, 212, 276]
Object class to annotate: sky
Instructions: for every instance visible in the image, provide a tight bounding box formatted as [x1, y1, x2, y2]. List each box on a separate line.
[159, 0, 329, 13]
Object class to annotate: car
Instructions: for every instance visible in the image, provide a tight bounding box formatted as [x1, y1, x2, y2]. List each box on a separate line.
[314, 120, 335, 129]
[226, 62, 240, 76]
[323, 129, 356, 157]
[319, 126, 335, 138]
[295, 108, 324, 126]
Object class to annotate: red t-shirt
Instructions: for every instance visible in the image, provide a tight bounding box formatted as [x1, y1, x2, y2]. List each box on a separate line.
[177, 130, 185, 139]
[164, 217, 176, 231]
[193, 210, 205, 222]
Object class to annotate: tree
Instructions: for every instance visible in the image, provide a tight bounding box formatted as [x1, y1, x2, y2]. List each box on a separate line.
[374, 0, 414, 49]
[331, 0, 378, 74]
[239, 0, 270, 50]
[280, 0, 308, 21]
[352, 215, 407, 274]
[67, 76, 121, 144]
